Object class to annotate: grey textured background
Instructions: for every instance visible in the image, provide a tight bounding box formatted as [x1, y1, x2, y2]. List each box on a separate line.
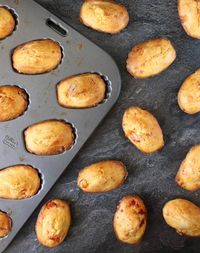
[5, 0, 200, 253]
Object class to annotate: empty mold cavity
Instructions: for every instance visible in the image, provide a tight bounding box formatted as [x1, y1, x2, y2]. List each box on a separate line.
[11, 38, 64, 75]
[0, 85, 29, 122]
[23, 119, 76, 156]
[46, 18, 68, 37]
[56, 72, 112, 109]
[0, 210, 12, 238]
[0, 6, 18, 40]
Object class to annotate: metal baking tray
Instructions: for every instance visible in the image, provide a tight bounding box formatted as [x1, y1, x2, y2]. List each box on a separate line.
[0, 0, 121, 252]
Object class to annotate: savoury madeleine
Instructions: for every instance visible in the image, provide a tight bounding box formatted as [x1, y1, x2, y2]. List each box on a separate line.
[178, 0, 200, 39]
[77, 160, 127, 192]
[0, 7, 15, 39]
[24, 120, 74, 155]
[178, 68, 200, 114]
[12, 39, 62, 74]
[163, 198, 200, 237]
[113, 195, 147, 244]
[122, 106, 164, 154]
[80, 0, 129, 34]
[0, 211, 12, 237]
[0, 165, 41, 199]
[36, 199, 71, 247]
[57, 73, 106, 108]
[127, 38, 176, 78]
[0, 85, 28, 121]
[176, 145, 200, 191]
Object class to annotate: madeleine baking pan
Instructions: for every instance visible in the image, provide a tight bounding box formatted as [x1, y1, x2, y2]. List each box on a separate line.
[0, 0, 121, 251]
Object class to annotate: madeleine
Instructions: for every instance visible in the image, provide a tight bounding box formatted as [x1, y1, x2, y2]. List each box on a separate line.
[0, 7, 15, 39]
[12, 39, 62, 74]
[127, 38, 176, 78]
[80, 0, 129, 33]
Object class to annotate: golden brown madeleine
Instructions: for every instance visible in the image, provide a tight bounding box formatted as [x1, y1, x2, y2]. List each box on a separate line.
[57, 73, 106, 108]
[176, 145, 200, 191]
[0, 7, 15, 39]
[178, 0, 200, 39]
[0, 165, 41, 199]
[36, 199, 71, 247]
[163, 198, 200, 236]
[0, 85, 28, 121]
[113, 195, 147, 244]
[0, 211, 12, 237]
[178, 68, 200, 114]
[122, 106, 164, 154]
[12, 39, 62, 74]
[80, 0, 129, 34]
[127, 38, 176, 78]
[24, 120, 74, 155]
[77, 160, 127, 192]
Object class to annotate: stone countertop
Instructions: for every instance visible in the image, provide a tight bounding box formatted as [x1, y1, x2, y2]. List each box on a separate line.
[5, 1, 200, 253]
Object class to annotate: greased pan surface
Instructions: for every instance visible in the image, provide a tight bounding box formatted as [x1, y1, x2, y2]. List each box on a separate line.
[0, 0, 121, 252]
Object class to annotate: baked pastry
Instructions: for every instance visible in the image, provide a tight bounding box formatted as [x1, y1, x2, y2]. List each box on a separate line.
[127, 38, 176, 78]
[163, 198, 200, 236]
[36, 199, 71, 247]
[0, 7, 15, 39]
[178, 0, 200, 39]
[176, 145, 200, 191]
[0, 165, 41, 199]
[12, 39, 62, 74]
[24, 120, 74, 155]
[0, 85, 28, 121]
[57, 73, 106, 108]
[178, 68, 200, 114]
[113, 195, 147, 244]
[122, 106, 164, 154]
[0, 211, 12, 237]
[77, 160, 127, 192]
[80, 0, 129, 34]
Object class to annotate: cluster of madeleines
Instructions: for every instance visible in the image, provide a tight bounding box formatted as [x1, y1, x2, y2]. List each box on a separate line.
[0, 0, 200, 248]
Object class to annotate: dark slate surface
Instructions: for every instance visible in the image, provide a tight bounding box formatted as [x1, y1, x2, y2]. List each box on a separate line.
[5, 1, 200, 253]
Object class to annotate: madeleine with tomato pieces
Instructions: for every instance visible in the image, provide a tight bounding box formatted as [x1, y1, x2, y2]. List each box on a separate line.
[0, 7, 16, 39]
[57, 73, 106, 108]
[178, 0, 200, 39]
[176, 145, 200, 191]
[0, 85, 28, 122]
[127, 38, 176, 78]
[77, 160, 127, 192]
[0, 165, 41, 199]
[163, 199, 200, 237]
[36, 199, 71, 247]
[178, 68, 200, 114]
[0, 211, 12, 237]
[24, 120, 74, 155]
[12, 39, 62, 74]
[122, 106, 164, 154]
[113, 195, 147, 244]
[80, 0, 129, 34]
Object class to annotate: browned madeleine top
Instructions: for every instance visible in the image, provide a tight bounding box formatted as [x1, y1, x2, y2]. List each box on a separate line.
[24, 120, 74, 155]
[12, 39, 62, 74]
[0, 85, 28, 122]
[80, 0, 129, 34]
[36, 199, 71, 247]
[178, 0, 200, 39]
[0, 211, 12, 237]
[0, 165, 41, 199]
[57, 73, 106, 108]
[163, 198, 200, 237]
[0, 7, 16, 39]
[122, 106, 164, 154]
[113, 195, 147, 244]
[127, 38, 176, 78]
